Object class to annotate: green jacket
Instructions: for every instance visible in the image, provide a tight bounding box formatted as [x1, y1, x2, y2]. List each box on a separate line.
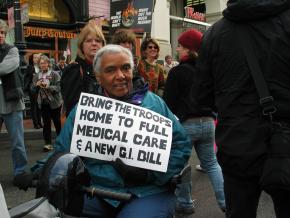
[40, 91, 192, 206]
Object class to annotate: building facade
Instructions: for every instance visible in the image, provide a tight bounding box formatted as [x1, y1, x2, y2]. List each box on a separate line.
[0, 0, 89, 62]
[0, 0, 226, 62]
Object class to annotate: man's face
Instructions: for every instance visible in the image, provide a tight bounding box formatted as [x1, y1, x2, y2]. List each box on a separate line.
[96, 52, 133, 98]
[166, 57, 172, 65]
[0, 28, 6, 45]
[59, 60, 65, 68]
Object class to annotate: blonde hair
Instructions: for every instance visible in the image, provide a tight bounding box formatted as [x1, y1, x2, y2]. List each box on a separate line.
[77, 23, 106, 60]
[0, 19, 8, 34]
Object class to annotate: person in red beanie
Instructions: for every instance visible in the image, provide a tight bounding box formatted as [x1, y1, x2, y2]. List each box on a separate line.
[163, 28, 225, 215]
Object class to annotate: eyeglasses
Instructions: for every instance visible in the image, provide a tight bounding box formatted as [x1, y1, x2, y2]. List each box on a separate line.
[147, 45, 158, 50]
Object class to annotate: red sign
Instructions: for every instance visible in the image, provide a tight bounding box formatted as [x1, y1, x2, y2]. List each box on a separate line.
[184, 6, 205, 22]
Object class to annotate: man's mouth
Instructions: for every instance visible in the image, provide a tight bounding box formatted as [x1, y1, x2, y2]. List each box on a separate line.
[114, 83, 127, 88]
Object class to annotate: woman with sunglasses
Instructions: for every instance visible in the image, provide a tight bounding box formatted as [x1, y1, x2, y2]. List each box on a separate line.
[137, 38, 166, 96]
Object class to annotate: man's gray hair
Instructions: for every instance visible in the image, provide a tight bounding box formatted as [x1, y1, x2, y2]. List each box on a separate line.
[0, 19, 8, 33]
[93, 44, 134, 74]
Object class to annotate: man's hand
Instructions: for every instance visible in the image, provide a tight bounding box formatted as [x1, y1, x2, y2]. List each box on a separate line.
[112, 158, 148, 186]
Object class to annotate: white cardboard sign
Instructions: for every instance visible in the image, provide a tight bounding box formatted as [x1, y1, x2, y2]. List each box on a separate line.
[70, 93, 173, 172]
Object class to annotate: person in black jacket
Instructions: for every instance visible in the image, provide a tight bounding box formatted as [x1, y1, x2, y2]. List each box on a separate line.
[163, 29, 225, 215]
[61, 22, 105, 117]
[24, 53, 42, 128]
[0, 19, 28, 179]
[190, 0, 290, 217]
[54, 55, 67, 77]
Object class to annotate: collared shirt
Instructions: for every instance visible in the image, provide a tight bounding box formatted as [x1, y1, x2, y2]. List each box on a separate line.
[164, 61, 179, 77]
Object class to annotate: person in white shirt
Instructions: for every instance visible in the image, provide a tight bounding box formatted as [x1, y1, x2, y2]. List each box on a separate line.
[164, 55, 178, 79]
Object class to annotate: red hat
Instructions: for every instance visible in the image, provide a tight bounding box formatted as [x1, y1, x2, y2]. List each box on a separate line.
[178, 29, 203, 52]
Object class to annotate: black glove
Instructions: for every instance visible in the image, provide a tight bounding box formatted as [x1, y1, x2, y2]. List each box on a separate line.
[112, 158, 149, 186]
[13, 172, 38, 191]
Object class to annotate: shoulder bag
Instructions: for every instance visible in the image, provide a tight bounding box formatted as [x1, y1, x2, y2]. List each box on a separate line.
[238, 25, 290, 194]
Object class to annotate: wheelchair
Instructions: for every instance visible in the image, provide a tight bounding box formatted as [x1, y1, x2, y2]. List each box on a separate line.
[7, 152, 191, 218]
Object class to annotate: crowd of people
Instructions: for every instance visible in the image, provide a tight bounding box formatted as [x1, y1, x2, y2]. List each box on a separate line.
[1, 0, 290, 217]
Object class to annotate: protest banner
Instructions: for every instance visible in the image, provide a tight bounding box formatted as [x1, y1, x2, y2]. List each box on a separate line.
[70, 93, 172, 172]
[110, 0, 154, 34]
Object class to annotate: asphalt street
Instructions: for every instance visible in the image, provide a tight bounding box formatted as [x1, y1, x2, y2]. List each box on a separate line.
[0, 136, 276, 218]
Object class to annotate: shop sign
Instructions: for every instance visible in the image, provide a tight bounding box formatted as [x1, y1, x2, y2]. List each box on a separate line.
[24, 26, 77, 39]
[184, 6, 205, 22]
[110, 0, 154, 33]
[184, 0, 206, 22]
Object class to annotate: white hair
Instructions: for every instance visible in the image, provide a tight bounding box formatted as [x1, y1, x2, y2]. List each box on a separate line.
[93, 44, 134, 74]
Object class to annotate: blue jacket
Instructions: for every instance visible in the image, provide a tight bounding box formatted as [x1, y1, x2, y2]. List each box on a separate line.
[53, 90, 192, 206]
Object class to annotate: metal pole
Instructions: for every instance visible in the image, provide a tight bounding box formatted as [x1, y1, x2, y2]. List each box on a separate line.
[13, 0, 26, 66]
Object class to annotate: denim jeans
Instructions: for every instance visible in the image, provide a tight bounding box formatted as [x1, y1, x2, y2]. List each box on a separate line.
[176, 117, 225, 210]
[82, 192, 176, 218]
[2, 111, 28, 176]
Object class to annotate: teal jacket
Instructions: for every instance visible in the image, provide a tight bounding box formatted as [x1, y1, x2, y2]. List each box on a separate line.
[47, 91, 191, 206]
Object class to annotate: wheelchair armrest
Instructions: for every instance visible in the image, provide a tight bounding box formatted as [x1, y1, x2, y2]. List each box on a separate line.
[169, 164, 192, 186]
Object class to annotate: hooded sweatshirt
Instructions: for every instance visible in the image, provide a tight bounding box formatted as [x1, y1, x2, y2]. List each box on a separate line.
[189, 0, 290, 176]
[191, 0, 290, 120]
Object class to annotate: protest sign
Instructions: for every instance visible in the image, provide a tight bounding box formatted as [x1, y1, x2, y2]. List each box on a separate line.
[70, 93, 172, 172]
[110, 0, 154, 34]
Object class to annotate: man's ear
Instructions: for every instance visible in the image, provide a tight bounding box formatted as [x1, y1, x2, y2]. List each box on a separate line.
[95, 73, 101, 85]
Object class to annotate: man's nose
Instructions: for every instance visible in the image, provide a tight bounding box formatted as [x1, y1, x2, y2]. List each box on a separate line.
[115, 68, 125, 78]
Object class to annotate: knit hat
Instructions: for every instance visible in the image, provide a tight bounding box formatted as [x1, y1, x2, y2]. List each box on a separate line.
[178, 29, 203, 52]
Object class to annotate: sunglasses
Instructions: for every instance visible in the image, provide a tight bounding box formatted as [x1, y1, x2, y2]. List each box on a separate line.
[147, 45, 158, 50]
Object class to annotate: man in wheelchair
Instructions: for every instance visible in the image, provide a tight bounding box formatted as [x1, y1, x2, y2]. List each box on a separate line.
[14, 45, 192, 218]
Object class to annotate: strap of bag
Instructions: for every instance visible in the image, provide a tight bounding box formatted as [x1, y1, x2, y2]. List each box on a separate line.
[80, 65, 84, 78]
[237, 25, 276, 119]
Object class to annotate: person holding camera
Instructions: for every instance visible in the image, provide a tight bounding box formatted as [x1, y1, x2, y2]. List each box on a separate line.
[31, 55, 62, 152]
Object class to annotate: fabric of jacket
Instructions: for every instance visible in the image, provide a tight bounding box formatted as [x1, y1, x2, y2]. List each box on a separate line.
[60, 56, 97, 117]
[0, 44, 24, 114]
[163, 59, 215, 123]
[190, 0, 290, 177]
[24, 65, 36, 95]
[31, 69, 63, 109]
[36, 77, 192, 207]
[137, 59, 165, 95]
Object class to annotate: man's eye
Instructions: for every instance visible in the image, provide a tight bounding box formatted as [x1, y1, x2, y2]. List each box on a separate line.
[121, 64, 131, 71]
[105, 67, 116, 73]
